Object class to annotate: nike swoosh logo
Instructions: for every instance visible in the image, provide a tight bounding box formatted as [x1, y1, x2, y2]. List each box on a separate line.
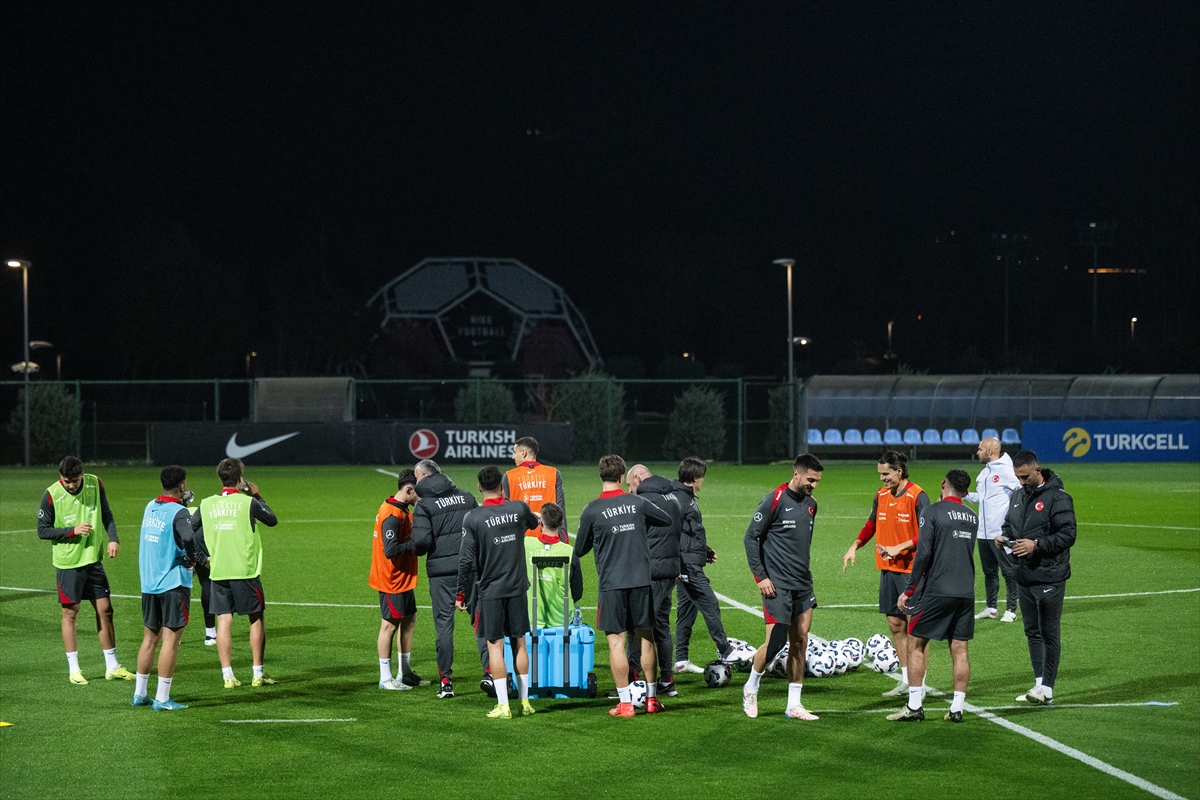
[225, 432, 299, 459]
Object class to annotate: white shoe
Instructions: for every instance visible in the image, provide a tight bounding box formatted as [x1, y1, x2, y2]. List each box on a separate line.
[975, 607, 997, 619]
[674, 660, 704, 674]
[1016, 685, 1042, 702]
[882, 682, 909, 698]
[1000, 610, 1017, 623]
[1025, 686, 1053, 705]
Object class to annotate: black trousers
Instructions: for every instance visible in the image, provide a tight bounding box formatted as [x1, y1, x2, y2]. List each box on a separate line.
[195, 560, 215, 629]
[626, 577, 675, 681]
[428, 575, 489, 681]
[675, 564, 728, 662]
[978, 540, 1017, 612]
[1018, 581, 1065, 688]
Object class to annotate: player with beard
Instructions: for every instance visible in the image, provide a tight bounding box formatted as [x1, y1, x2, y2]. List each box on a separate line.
[742, 454, 824, 721]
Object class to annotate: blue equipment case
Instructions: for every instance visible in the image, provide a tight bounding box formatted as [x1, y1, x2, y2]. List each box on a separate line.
[502, 555, 597, 699]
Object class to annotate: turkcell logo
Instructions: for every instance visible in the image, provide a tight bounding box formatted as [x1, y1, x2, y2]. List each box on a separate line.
[1022, 421, 1199, 463]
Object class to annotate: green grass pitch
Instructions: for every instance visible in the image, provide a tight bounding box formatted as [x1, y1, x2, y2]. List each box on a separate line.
[1, 460, 1197, 799]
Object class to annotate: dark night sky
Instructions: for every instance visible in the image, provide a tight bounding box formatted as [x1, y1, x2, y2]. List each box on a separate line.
[2, 1, 1197, 380]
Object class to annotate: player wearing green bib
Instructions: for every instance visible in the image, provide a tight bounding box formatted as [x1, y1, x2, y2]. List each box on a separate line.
[191, 458, 278, 689]
[522, 503, 583, 628]
[37, 456, 133, 685]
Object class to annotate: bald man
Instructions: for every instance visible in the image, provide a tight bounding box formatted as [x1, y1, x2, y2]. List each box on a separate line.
[621, 464, 684, 696]
[964, 438, 1020, 622]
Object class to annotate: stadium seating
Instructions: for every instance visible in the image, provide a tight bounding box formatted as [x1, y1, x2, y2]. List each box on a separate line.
[904, 429, 922, 445]
[884, 429, 903, 445]
[961, 428, 981, 445]
[942, 429, 961, 444]
[864, 429, 883, 445]
[922, 429, 941, 444]
[843, 429, 863, 444]
[807, 429, 823, 445]
[823, 429, 843, 444]
[806, 424, 1012, 450]
[1002, 427, 1022, 444]
[981, 428, 1000, 441]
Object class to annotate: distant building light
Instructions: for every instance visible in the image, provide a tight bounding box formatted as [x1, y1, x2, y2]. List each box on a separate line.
[1087, 268, 1146, 274]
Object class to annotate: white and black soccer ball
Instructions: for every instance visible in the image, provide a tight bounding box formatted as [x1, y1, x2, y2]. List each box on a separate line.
[832, 650, 850, 675]
[871, 648, 899, 673]
[809, 650, 837, 678]
[866, 634, 891, 657]
[629, 679, 648, 708]
[704, 660, 733, 688]
[841, 643, 864, 670]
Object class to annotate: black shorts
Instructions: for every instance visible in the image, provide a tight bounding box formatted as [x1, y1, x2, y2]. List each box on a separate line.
[475, 594, 530, 642]
[56, 562, 110, 606]
[763, 588, 817, 626]
[908, 595, 974, 641]
[379, 590, 417, 621]
[879, 570, 911, 617]
[142, 586, 191, 630]
[597, 586, 653, 634]
[211, 576, 265, 616]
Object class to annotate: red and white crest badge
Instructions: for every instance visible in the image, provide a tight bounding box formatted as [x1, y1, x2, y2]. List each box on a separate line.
[1035, 501, 1045, 512]
[992, 475, 1000, 483]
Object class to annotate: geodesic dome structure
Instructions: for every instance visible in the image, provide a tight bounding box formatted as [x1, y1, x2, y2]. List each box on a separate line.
[368, 258, 602, 375]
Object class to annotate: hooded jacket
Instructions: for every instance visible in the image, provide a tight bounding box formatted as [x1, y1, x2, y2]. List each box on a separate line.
[674, 481, 712, 566]
[411, 473, 478, 579]
[635, 475, 683, 580]
[965, 452, 1020, 539]
[1001, 468, 1077, 585]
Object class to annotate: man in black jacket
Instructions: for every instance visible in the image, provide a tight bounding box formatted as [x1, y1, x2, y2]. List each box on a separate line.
[674, 456, 740, 674]
[412, 459, 486, 699]
[624, 464, 683, 697]
[1003, 450, 1077, 706]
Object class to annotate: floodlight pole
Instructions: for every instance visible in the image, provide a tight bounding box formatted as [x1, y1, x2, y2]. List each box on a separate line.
[8, 260, 32, 466]
[774, 258, 796, 456]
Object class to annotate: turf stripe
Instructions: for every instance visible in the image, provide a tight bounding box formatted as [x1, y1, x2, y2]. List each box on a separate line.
[221, 718, 357, 724]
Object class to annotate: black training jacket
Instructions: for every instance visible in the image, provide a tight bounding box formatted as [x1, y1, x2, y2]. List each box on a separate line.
[635, 476, 683, 580]
[1001, 469, 1077, 586]
[412, 474, 478, 579]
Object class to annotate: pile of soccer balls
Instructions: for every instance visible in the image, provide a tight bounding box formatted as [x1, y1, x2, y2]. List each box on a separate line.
[763, 634, 897, 679]
[866, 633, 899, 674]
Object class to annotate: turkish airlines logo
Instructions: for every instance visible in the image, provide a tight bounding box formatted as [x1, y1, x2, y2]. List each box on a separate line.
[409, 429, 440, 459]
[1063, 427, 1091, 458]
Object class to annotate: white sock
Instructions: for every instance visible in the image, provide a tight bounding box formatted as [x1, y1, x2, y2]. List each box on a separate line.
[495, 676, 509, 706]
[518, 673, 529, 702]
[135, 673, 150, 697]
[1035, 676, 1044, 688]
[1042, 685, 1053, 699]
[252, 664, 264, 677]
[66, 651, 80, 674]
[901, 666, 909, 685]
[103, 648, 119, 671]
[951, 691, 965, 713]
[222, 666, 235, 680]
[907, 684, 924, 711]
[745, 667, 764, 693]
[400, 652, 412, 674]
[379, 658, 392, 682]
[618, 685, 631, 704]
[787, 682, 803, 709]
[205, 627, 217, 639]
[156, 677, 173, 703]
[646, 679, 657, 699]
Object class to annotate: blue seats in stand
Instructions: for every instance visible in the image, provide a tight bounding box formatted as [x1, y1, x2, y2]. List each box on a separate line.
[807, 429, 823, 445]
[1002, 428, 1022, 445]
[843, 429, 863, 444]
[922, 429, 941, 444]
[904, 429, 922, 445]
[884, 429, 903, 445]
[942, 429, 961, 444]
[961, 429, 981, 445]
[981, 428, 1000, 441]
[864, 429, 883, 445]
[824, 429, 844, 444]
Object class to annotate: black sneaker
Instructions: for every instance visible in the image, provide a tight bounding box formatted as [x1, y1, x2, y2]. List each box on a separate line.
[480, 675, 497, 698]
[606, 688, 620, 700]
[401, 671, 430, 687]
[886, 705, 924, 722]
[657, 679, 678, 697]
[944, 710, 963, 723]
[436, 680, 454, 699]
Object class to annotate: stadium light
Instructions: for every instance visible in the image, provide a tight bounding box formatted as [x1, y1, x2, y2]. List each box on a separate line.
[774, 258, 797, 456]
[7, 259, 32, 466]
[1131, 317, 1137, 343]
[793, 337, 812, 346]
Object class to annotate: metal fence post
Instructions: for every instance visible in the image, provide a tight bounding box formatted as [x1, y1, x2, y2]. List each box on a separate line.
[476, 379, 482, 422]
[605, 379, 613, 454]
[214, 381, 221, 423]
[349, 379, 357, 422]
[737, 378, 744, 465]
[799, 377, 810, 456]
[75, 380, 83, 458]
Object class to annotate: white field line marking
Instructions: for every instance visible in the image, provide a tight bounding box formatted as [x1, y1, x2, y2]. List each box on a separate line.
[221, 718, 356, 724]
[376, 468, 399, 477]
[814, 701, 1179, 714]
[0, 529, 38, 535]
[713, 591, 764, 618]
[0, 586, 432, 610]
[889, 676, 1188, 800]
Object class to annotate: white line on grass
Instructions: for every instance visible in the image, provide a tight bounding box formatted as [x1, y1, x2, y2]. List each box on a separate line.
[376, 468, 399, 477]
[221, 718, 357, 724]
[813, 701, 1179, 714]
[0, 529, 37, 535]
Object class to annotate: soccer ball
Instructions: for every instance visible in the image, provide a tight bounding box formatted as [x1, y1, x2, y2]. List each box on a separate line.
[724, 638, 757, 672]
[629, 680, 647, 708]
[841, 644, 864, 670]
[866, 634, 891, 657]
[832, 650, 850, 675]
[704, 660, 732, 688]
[871, 648, 899, 673]
[809, 650, 836, 678]
[768, 643, 790, 679]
